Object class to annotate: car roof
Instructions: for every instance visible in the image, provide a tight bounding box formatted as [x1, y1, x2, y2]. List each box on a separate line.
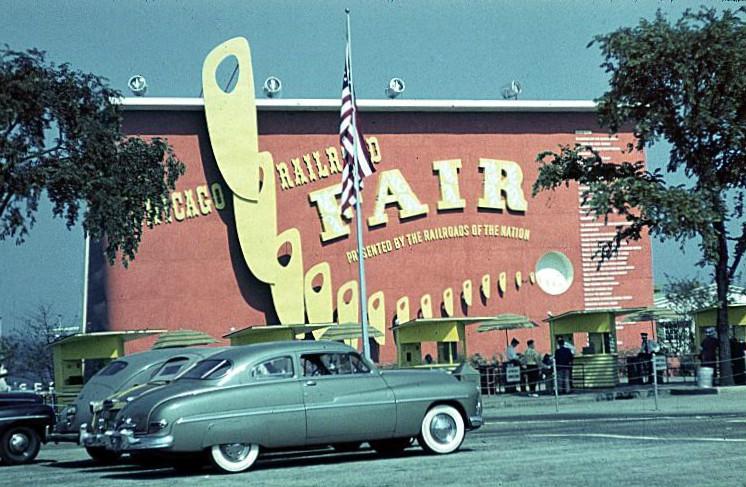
[108, 346, 229, 369]
[203, 340, 356, 364]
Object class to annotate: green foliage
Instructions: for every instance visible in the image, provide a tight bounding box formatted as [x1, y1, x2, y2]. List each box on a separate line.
[0, 46, 185, 265]
[533, 8, 746, 385]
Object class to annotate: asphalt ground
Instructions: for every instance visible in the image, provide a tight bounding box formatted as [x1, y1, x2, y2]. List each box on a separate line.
[2, 389, 745, 487]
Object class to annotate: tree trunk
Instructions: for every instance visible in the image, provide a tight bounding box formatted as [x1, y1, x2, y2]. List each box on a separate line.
[714, 223, 734, 386]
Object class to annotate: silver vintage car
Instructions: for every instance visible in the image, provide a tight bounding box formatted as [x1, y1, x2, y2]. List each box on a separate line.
[52, 347, 225, 462]
[104, 341, 482, 473]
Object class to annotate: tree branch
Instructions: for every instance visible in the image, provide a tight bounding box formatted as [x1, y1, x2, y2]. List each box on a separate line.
[728, 224, 746, 280]
[0, 192, 12, 219]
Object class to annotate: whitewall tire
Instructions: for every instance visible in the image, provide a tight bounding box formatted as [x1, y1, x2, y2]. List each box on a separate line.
[210, 443, 259, 473]
[418, 405, 465, 454]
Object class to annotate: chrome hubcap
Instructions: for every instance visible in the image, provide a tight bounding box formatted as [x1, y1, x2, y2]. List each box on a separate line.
[9, 433, 30, 454]
[220, 443, 250, 462]
[430, 413, 457, 444]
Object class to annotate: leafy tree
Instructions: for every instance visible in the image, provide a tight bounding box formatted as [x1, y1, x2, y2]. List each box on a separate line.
[0, 46, 184, 265]
[0, 304, 72, 386]
[533, 8, 746, 385]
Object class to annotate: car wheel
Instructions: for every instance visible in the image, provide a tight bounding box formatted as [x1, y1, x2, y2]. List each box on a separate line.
[418, 404, 465, 454]
[369, 437, 413, 456]
[0, 426, 41, 465]
[210, 443, 260, 473]
[85, 446, 122, 464]
[332, 442, 362, 452]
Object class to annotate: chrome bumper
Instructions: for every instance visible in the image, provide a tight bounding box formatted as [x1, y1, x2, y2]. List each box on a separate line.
[97, 429, 174, 452]
[469, 414, 483, 429]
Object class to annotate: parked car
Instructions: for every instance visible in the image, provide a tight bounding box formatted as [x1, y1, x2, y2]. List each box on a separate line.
[80, 346, 227, 462]
[0, 392, 56, 465]
[51, 346, 226, 463]
[103, 341, 483, 474]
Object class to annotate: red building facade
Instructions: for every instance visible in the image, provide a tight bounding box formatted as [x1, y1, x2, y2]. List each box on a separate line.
[87, 99, 654, 362]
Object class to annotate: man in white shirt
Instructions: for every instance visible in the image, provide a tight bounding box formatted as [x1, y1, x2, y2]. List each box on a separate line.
[506, 338, 520, 365]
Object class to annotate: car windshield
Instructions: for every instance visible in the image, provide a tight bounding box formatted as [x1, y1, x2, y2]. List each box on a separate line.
[180, 359, 232, 380]
[97, 360, 128, 377]
[149, 357, 190, 381]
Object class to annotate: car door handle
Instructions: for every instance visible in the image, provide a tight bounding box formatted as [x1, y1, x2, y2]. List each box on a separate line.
[304, 380, 317, 387]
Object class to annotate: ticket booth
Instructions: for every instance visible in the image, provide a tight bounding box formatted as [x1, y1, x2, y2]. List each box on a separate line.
[546, 309, 641, 388]
[693, 304, 746, 346]
[223, 323, 332, 346]
[393, 317, 485, 369]
[52, 329, 164, 401]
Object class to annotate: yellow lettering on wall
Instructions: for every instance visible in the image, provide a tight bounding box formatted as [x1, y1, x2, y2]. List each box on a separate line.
[442, 288, 454, 317]
[275, 162, 295, 190]
[478, 159, 528, 212]
[366, 137, 382, 164]
[515, 271, 522, 289]
[326, 147, 342, 174]
[184, 189, 199, 218]
[420, 294, 433, 319]
[433, 159, 466, 211]
[498, 272, 507, 294]
[529, 272, 536, 284]
[196, 185, 213, 215]
[368, 291, 386, 345]
[308, 184, 351, 242]
[313, 151, 329, 178]
[304, 262, 333, 323]
[481, 274, 491, 299]
[302, 154, 318, 182]
[171, 192, 185, 221]
[211, 183, 226, 210]
[462, 280, 473, 306]
[291, 158, 309, 186]
[396, 297, 410, 324]
[368, 169, 429, 227]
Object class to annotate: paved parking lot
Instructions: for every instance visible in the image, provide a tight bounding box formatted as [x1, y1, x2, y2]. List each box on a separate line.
[3, 394, 745, 487]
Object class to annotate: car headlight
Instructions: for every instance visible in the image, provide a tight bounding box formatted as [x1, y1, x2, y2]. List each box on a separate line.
[148, 419, 169, 434]
[65, 405, 77, 419]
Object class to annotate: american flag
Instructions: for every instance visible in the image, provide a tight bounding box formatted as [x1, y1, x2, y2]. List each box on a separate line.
[339, 43, 375, 218]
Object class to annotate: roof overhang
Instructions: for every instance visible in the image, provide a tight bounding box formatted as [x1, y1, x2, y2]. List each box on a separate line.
[118, 97, 598, 113]
[51, 329, 166, 347]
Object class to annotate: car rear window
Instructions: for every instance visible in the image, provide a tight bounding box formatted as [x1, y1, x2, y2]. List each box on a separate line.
[97, 360, 128, 376]
[150, 357, 190, 380]
[181, 359, 232, 380]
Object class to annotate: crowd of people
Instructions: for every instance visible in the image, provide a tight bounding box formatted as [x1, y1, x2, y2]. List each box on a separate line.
[479, 329, 746, 395]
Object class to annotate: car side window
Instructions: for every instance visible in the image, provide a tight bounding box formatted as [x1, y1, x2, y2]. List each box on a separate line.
[301, 353, 357, 376]
[350, 353, 371, 374]
[252, 356, 294, 380]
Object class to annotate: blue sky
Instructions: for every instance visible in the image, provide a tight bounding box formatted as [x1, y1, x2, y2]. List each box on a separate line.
[0, 0, 721, 330]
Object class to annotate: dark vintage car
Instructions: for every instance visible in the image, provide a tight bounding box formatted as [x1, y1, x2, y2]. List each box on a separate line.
[104, 341, 483, 473]
[52, 346, 226, 463]
[0, 392, 56, 465]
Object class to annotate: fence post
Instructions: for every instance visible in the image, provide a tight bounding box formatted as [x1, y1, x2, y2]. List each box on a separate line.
[552, 357, 559, 412]
[652, 353, 659, 411]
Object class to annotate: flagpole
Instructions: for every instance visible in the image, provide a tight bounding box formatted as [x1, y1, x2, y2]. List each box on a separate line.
[346, 8, 371, 361]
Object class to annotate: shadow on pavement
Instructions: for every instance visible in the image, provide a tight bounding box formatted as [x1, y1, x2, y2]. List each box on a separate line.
[99, 447, 439, 480]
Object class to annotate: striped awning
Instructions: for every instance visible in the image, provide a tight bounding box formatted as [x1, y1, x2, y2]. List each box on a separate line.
[321, 323, 384, 341]
[477, 314, 538, 332]
[152, 329, 218, 349]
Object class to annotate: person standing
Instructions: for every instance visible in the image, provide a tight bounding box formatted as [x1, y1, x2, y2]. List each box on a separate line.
[522, 340, 542, 396]
[730, 336, 745, 386]
[554, 337, 574, 394]
[504, 338, 521, 393]
[700, 328, 719, 380]
[505, 338, 520, 366]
